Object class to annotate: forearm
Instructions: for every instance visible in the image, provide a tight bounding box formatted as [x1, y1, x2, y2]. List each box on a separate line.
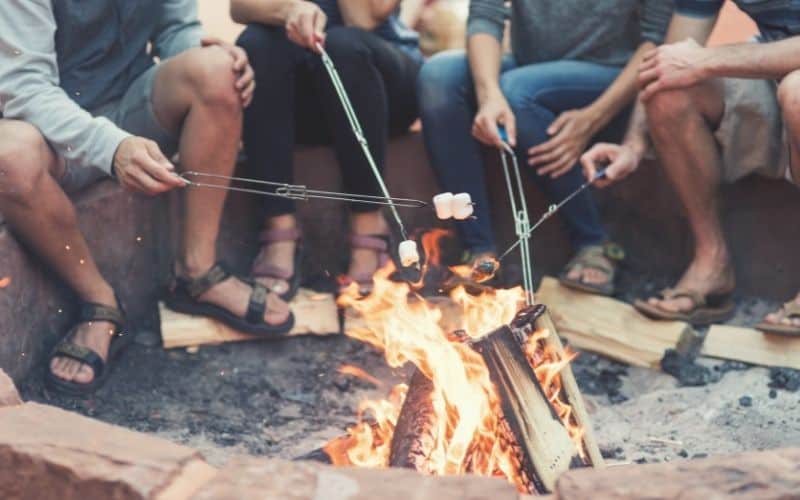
[701, 38, 800, 80]
[468, 33, 504, 105]
[621, 99, 649, 159]
[585, 42, 655, 134]
[339, 0, 399, 30]
[231, 0, 303, 25]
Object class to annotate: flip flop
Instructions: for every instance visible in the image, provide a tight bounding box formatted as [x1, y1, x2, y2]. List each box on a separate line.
[634, 287, 735, 326]
[252, 227, 304, 301]
[338, 234, 391, 296]
[45, 298, 132, 397]
[559, 242, 625, 296]
[164, 262, 294, 336]
[755, 299, 800, 336]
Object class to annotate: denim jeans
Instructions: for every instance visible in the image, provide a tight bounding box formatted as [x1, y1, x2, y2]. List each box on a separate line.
[417, 50, 623, 255]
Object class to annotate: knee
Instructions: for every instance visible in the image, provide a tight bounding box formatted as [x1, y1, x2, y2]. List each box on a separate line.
[417, 51, 469, 119]
[182, 46, 242, 112]
[778, 70, 800, 116]
[324, 26, 370, 63]
[644, 89, 694, 130]
[236, 24, 285, 71]
[0, 122, 50, 200]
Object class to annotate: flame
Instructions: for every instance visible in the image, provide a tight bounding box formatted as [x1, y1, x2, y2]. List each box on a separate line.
[327, 233, 584, 492]
[338, 364, 384, 388]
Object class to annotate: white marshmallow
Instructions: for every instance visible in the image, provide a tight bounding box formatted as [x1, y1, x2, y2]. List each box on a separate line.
[433, 192, 454, 220]
[452, 193, 474, 220]
[398, 240, 420, 267]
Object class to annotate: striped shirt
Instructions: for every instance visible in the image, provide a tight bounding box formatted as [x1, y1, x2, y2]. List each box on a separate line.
[676, 0, 800, 42]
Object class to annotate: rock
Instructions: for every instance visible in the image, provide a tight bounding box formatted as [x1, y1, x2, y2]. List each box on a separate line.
[556, 448, 800, 500]
[738, 395, 752, 407]
[0, 402, 216, 500]
[769, 367, 800, 392]
[660, 349, 718, 387]
[769, 389, 777, 399]
[0, 369, 21, 407]
[192, 456, 520, 500]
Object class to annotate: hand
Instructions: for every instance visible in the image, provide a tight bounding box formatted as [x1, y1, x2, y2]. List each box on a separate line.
[528, 108, 599, 178]
[639, 38, 709, 101]
[473, 91, 516, 147]
[580, 142, 642, 188]
[286, 1, 327, 52]
[201, 36, 256, 107]
[113, 137, 187, 195]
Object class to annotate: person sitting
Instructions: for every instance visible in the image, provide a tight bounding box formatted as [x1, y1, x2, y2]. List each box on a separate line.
[416, 0, 675, 296]
[581, 0, 800, 331]
[0, 0, 293, 396]
[231, 0, 423, 298]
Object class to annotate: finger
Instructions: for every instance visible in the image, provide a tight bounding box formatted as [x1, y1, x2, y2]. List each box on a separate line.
[536, 152, 572, 176]
[639, 56, 657, 72]
[141, 144, 185, 188]
[231, 46, 248, 72]
[236, 64, 254, 90]
[501, 112, 516, 147]
[530, 147, 565, 168]
[242, 80, 256, 107]
[640, 79, 663, 101]
[549, 157, 577, 179]
[128, 167, 164, 196]
[313, 11, 327, 42]
[201, 36, 222, 47]
[642, 47, 658, 63]
[547, 113, 569, 136]
[638, 68, 659, 89]
[528, 136, 563, 158]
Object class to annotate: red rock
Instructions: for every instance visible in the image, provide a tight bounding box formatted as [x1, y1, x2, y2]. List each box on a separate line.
[556, 448, 800, 500]
[0, 402, 215, 500]
[0, 369, 21, 407]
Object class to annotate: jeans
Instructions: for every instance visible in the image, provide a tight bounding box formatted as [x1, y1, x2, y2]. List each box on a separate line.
[418, 50, 623, 254]
[237, 25, 421, 215]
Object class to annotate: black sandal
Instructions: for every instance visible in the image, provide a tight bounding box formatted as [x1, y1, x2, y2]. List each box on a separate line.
[164, 262, 294, 336]
[45, 299, 131, 397]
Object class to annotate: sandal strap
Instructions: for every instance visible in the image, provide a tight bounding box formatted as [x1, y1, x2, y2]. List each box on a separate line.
[79, 302, 125, 330]
[245, 282, 269, 324]
[659, 287, 706, 307]
[183, 264, 231, 299]
[350, 234, 389, 252]
[52, 342, 105, 377]
[569, 245, 615, 275]
[259, 227, 303, 244]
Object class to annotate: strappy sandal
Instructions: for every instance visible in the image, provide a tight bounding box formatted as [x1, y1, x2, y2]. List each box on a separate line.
[559, 242, 625, 296]
[252, 227, 304, 301]
[634, 287, 735, 325]
[45, 299, 131, 397]
[338, 234, 391, 296]
[755, 299, 800, 336]
[164, 262, 294, 336]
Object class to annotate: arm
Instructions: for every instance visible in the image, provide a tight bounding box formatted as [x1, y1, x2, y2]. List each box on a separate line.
[339, 0, 400, 31]
[231, 0, 303, 25]
[0, 0, 130, 175]
[231, 0, 327, 50]
[153, 0, 204, 60]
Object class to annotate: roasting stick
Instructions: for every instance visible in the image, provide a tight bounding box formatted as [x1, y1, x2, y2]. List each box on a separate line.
[180, 171, 427, 208]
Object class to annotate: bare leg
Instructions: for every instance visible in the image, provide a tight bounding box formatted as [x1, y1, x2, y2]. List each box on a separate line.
[644, 82, 735, 313]
[253, 214, 298, 295]
[349, 210, 389, 277]
[152, 46, 289, 324]
[0, 120, 117, 384]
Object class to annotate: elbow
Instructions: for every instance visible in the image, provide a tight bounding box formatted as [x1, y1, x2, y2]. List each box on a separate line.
[229, 2, 246, 24]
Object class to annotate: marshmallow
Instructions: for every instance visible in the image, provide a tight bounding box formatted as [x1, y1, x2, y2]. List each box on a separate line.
[398, 240, 420, 267]
[433, 192, 454, 220]
[452, 193, 474, 220]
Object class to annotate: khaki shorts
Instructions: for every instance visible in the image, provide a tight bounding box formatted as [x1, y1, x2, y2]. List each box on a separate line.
[715, 77, 791, 183]
[59, 64, 180, 193]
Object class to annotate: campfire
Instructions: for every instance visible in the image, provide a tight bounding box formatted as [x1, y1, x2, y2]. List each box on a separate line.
[324, 232, 602, 494]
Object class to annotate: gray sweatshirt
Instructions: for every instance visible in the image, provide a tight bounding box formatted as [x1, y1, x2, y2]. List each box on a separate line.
[0, 0, 202, 174]
[468, 0, 675, 67]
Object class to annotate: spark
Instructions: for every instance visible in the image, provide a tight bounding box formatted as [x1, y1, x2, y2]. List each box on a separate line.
[65, 244, 71, 251]
[136, 236, 142, 242]
[79, 259, 85, 265]
[0, 276, 10, 288]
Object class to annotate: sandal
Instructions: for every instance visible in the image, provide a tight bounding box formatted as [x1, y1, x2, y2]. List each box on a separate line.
[45, 298, 131, 397]
[164, 262, 294, 336]
[559, 242, 625, 296]
[755, 299, 800, 336]
[338, 234, 391, 296]
[634, 287, 735, 325]
[252, 227, 304, 301]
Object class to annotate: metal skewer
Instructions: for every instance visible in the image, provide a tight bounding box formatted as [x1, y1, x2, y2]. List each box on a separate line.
[180, 171, 427, 208]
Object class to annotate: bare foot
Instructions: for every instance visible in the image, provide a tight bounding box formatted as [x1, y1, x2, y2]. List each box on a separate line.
[565, 256, 614, 286]
[253, 215, 298, 296]
[195, 272, 291, 326]
[647, 255, 735, 313]
[50, 291, 118, 384]
[763, 292, 800, 327]
[348, 212, 389, 279]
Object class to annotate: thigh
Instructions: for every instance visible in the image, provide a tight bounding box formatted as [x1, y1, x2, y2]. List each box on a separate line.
[294, 62, 330, 145]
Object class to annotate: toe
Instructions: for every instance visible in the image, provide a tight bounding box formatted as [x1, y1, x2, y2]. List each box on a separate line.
[583, 269, 608, 285]
[265, 294, 291, 325]
[62, 359, 80, 380]
[73, 364, 95, 384]
[565, 267, 582, 281]
[765, 312, 780, 324]
[50, 358, 66, 379]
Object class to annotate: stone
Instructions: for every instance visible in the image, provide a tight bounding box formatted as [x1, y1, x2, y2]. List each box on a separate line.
[192, 456, 520, 500]
[0, 369, 21, 407]
[556, 448, 800, 499]
[0, 402, 216, 500]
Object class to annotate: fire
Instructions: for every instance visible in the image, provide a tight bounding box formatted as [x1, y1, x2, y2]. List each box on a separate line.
[326, 231, 584, 492]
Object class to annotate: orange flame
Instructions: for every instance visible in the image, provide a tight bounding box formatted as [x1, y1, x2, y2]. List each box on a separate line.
[338, 364, 384, 388]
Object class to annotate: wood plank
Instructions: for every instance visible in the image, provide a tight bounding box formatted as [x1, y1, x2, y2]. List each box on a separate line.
[535, 277, 693, 368]
[160, 288, 339, 349]
[702, 325, 800, 370]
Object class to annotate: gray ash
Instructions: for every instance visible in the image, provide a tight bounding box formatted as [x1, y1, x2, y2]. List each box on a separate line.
[769, 367, 800, 392]
[571, 352, 629, 404]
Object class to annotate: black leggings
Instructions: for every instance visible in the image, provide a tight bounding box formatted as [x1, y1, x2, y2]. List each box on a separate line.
[237, 25, 421, 215]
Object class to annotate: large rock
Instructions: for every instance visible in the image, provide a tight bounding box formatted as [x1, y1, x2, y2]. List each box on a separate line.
[192, 456, 521, 500]
[0, 402, 215, 500]
[556, 448, 800, 499]
[0, 369, 20, 407]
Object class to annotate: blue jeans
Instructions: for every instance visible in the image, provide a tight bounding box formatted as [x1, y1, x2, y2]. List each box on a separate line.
[418, 50, 622, 254]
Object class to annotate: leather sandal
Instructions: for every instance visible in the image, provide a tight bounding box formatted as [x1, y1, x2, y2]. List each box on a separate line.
[755, 299, 800, 336]
[252, 227, 304, 301]
[338, 234, 391, 296]
[634, 287, 735, 326]
[45, 298, 131, 397]
[164, 262, 294, 336]
[559, 242, 625, 296]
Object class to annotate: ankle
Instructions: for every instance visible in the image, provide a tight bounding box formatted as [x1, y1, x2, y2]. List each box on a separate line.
[267, 214, 298, 230]
[351, 211, 387, 235]
[79, 284, 117, 308]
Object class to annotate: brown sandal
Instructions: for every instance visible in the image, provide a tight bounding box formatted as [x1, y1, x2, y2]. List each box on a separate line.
[755, 299, 800, 336]
[338, 234, 391, 296]
[559, 242, 624, 296]
[252, 227, 304, 301]
[634, 287, 735, 325]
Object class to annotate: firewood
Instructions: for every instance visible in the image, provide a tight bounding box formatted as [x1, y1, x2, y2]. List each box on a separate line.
[536, 276, 694, 368]
[388, 370, 436, 470]
[159, 288, 339, 349]
[702, 325, 800, 370]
